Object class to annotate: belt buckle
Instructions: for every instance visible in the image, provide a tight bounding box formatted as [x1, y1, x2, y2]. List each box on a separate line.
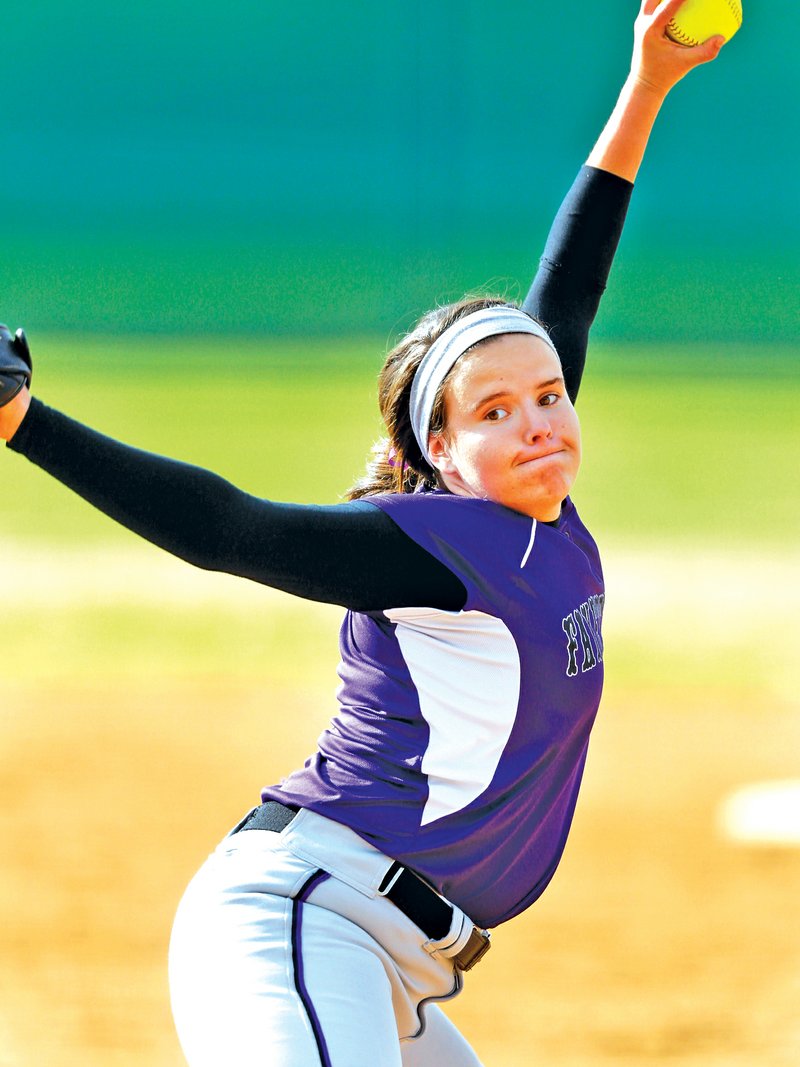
[453, 926, 491, 971]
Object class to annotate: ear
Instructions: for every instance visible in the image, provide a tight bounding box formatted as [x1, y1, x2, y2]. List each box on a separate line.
[427, 432, 459, 477]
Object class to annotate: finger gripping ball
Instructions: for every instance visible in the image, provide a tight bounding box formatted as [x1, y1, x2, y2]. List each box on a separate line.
[665, 0, 742, 46]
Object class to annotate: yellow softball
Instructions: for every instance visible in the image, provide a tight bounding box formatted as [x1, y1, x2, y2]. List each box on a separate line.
[665, 0, 743, 46]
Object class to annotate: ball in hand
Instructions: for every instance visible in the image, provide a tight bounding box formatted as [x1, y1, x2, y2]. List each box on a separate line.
[665, 0, 742, 46]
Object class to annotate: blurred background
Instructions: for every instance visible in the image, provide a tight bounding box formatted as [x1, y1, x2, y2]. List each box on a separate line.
[1, 1, 799, 1065]
[2, 0, 798, 340]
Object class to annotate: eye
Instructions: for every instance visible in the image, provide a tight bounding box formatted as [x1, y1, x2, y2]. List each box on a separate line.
[484, 407, 509, 422]
[539, 392, 560, 407]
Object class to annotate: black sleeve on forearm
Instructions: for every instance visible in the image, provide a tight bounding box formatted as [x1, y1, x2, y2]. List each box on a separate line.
[522, 165, 634, 402]
[8, 399, 467, 613]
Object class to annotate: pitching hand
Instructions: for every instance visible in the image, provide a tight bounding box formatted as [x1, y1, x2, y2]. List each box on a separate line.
[632, 0, 726, 98]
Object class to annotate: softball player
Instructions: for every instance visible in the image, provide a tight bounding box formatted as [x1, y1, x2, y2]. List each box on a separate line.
[0, 4, 726, 1064]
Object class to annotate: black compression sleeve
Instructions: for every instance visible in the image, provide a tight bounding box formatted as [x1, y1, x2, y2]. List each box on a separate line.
[522, 165, 634, 402]
[8, 399, 467, 613]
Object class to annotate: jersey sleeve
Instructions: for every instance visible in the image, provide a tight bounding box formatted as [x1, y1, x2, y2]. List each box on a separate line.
[6, 398, 467, 613]
[522, 165, 634, 402]
[366, 492, 536, 617]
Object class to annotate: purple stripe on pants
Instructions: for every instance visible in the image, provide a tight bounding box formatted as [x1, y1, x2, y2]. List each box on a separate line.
[292, 870, 333, 1066]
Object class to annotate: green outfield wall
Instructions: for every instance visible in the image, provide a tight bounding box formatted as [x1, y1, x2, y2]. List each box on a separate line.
[3, 0, 798, 340]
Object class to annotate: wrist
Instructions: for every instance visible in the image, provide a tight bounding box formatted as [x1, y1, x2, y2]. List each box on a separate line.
[625, 70, 671, 106]
[1, 388, 32, 442]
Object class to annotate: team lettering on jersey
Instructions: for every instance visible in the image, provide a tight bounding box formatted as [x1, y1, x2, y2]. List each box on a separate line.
[561, 593, 605, 677]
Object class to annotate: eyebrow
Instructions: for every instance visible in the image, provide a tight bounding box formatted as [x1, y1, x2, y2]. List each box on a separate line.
[472, 376, 564, 412]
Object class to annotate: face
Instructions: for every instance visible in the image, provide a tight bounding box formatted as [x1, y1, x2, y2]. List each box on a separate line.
[428, 333, 581, 522]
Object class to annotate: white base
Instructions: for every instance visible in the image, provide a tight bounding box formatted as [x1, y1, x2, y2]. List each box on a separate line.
[718, 780, 800, 847]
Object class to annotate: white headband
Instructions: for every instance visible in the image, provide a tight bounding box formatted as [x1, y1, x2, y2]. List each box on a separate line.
[409, 306, 560, 464]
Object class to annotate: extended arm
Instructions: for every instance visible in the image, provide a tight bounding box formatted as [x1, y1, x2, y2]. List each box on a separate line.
[6, 398, 467, 613]
[523, 0, 725, 401]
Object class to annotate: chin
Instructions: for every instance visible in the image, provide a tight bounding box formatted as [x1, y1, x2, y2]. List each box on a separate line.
[519, 476, 574, 513]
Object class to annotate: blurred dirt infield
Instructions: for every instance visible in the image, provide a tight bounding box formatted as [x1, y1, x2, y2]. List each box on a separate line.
[2, 544, 799, 1066]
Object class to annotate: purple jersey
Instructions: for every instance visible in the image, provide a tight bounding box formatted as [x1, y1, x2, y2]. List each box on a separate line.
[264, 491, 604, 928]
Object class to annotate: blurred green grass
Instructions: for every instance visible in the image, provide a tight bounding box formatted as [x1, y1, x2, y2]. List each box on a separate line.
[2, 334, 797, 547]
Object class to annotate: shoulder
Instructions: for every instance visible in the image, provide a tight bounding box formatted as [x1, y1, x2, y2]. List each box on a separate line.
[363, 491, 538, 613]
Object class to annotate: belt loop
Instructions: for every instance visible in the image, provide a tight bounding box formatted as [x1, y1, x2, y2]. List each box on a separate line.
[377, 861, 404, 896]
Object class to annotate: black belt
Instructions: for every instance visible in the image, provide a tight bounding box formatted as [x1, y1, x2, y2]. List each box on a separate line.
[235, 801, 491, 971]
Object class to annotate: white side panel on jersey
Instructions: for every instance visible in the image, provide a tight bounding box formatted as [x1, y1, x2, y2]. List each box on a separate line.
[384, 607, 521, 827]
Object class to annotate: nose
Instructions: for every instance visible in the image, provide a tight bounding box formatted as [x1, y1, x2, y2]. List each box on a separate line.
[521, 402, 553, 443]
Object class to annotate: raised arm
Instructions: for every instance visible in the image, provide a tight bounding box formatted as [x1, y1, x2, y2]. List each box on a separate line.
[524, 0, 726, 400]
[587, 0, 724, 181]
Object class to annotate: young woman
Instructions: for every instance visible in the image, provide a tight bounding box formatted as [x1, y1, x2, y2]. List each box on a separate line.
[0, 3, 726, 1064]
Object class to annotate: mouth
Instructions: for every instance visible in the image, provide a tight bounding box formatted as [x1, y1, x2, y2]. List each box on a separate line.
[516, 448, 564, 466]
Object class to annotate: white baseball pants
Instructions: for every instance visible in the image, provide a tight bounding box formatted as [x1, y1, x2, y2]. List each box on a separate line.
[169, 808, 485, 1066]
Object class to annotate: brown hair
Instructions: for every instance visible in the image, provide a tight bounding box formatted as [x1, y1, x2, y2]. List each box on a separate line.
[346, 295, 544, 500]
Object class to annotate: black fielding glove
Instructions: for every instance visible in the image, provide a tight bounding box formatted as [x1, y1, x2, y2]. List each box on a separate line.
[0, 325, 32, 407]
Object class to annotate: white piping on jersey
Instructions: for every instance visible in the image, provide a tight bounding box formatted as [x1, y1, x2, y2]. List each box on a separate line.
[520, 518, 537, 569]
[384, 606, 521, 826]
